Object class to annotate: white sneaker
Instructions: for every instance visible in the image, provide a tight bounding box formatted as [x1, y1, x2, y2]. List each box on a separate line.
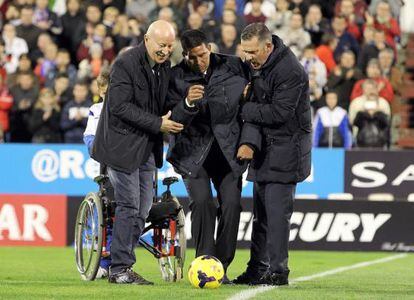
[96, 267, 109, 279]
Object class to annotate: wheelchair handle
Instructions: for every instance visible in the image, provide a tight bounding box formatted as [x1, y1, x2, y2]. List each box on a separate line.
[162, 176, 179, 192]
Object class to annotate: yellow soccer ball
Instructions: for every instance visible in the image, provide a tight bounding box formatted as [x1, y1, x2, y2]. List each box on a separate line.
[188, 255, 224, 289]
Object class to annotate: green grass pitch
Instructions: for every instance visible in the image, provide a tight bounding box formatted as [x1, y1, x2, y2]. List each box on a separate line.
[0, 247, 413, 299]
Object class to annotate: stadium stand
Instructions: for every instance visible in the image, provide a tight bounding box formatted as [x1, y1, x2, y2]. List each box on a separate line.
[0, 0, 411, 150]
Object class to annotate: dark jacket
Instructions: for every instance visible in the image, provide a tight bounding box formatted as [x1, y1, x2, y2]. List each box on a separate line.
[91, 44, 170, 173]
[45, 64, 78, 88]
[334, 32, 360, 62]
[9, 86, 39, 142]
[354, 111, 389, 148]
[167, 53, 257, 178]
[16, 24, 42, 58]
[60, 99, 91, 143]
[29, 108, 62, 143]
[326, 67, 364, 110]
[60, 11, 85, 59]
[241, 35, 312, 184]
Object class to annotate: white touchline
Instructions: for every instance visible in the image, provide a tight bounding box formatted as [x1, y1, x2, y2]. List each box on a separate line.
[227, 253, 408, 300]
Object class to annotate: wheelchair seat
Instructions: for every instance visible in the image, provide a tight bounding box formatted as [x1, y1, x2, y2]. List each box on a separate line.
[146, 200, 181, 223]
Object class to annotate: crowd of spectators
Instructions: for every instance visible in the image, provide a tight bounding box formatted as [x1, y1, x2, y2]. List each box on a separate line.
[0, 0, 412, 149]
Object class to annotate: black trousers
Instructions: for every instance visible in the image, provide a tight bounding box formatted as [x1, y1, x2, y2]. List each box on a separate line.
[183, 141, 242, 271]
[247, 181, 296, 275]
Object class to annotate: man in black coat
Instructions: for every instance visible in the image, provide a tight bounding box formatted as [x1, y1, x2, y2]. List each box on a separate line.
[92, 20, 184, 285]
[167, 29, 261, 280]
[233, 23, 312, 286]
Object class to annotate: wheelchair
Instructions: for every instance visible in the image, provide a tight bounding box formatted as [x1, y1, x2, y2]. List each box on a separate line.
[74, 173, 186, 282]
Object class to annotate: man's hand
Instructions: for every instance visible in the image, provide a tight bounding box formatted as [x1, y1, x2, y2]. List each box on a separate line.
[365, 12, 374, 26]
[160, 111, 184, 133]
[103, 37, 114, 50]
[18, 99, 31, 110]
[237, 144, 254, 161]
[42, 110, 52, 121]
[37, 21, 51, 30]
[345, 69, 354, 79]
[333, 66, 342, 77]
[187, 85, 204, 105]
[75, 110, 84, 121]
[242, 82, 251, 101]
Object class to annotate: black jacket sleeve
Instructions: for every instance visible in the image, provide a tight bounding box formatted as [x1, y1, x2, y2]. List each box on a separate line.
[241, 70, 307, 127]
[108, 59, 162, 134]
[167, 76, 199, 127]
[239, 122, 262, 151]
[28, 109, 44, 133]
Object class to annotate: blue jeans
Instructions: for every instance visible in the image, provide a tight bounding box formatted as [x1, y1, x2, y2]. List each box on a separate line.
[107, 154, 155, 274]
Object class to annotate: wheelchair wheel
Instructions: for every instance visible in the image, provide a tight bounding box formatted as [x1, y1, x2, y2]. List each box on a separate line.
[74, 192, 104, 281]
[158, 197, 187, 282]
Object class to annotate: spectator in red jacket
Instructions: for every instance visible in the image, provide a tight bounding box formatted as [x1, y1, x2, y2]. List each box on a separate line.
[364, 1, 400, 50]
[334, 0, 368, 23]
[77, 23, 115, 64]
[0, 72, 13, 138]
[316, 33, 338, 73]
[351, 58, 394, 103]
[338, 0, 362, 41]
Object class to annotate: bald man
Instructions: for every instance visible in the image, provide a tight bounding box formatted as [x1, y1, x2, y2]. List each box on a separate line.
[92, 20, 184, 284]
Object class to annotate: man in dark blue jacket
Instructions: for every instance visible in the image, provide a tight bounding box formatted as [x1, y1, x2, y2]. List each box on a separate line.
[332, 15, 360, 62]
[92, 20, 184, 285]
[234, 23, 312, 286]
[167, 29, 260, 281]
[60, 81, 91, 143]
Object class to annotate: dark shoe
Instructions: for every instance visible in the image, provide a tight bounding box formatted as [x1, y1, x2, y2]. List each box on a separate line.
[257, 271, 289, 286]
[232, 270, 264, 285]
[109, 268, 154, 285]
[221, 274, 233, 285]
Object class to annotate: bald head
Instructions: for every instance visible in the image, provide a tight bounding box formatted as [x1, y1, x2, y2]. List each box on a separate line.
[146, 20, 175, 40]
[145, 20, 175, 63]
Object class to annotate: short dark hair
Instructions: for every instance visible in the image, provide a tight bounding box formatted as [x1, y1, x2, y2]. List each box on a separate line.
[341, 50, 355, 57]
[86, 3, 101, 10]
[367, 58, 380, 68]
[325, 90, 338, 97]
[18, 53, 30, 60]
[56, 72, 69, 80]
[241, 22, 271, 43]
[21, 4, 34, 11]
[321, 33, 336, 45]
[17, 70, 34, 78]
[75, 79, 89, 88]
[180, 29, 208, 53]
[304, 44, 316, 51]
[58, 48, 70, 55]
[333, 15, 346, 22]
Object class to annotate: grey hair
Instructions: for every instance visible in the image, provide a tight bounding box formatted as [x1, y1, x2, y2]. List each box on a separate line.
[241, 22, 272, 43]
